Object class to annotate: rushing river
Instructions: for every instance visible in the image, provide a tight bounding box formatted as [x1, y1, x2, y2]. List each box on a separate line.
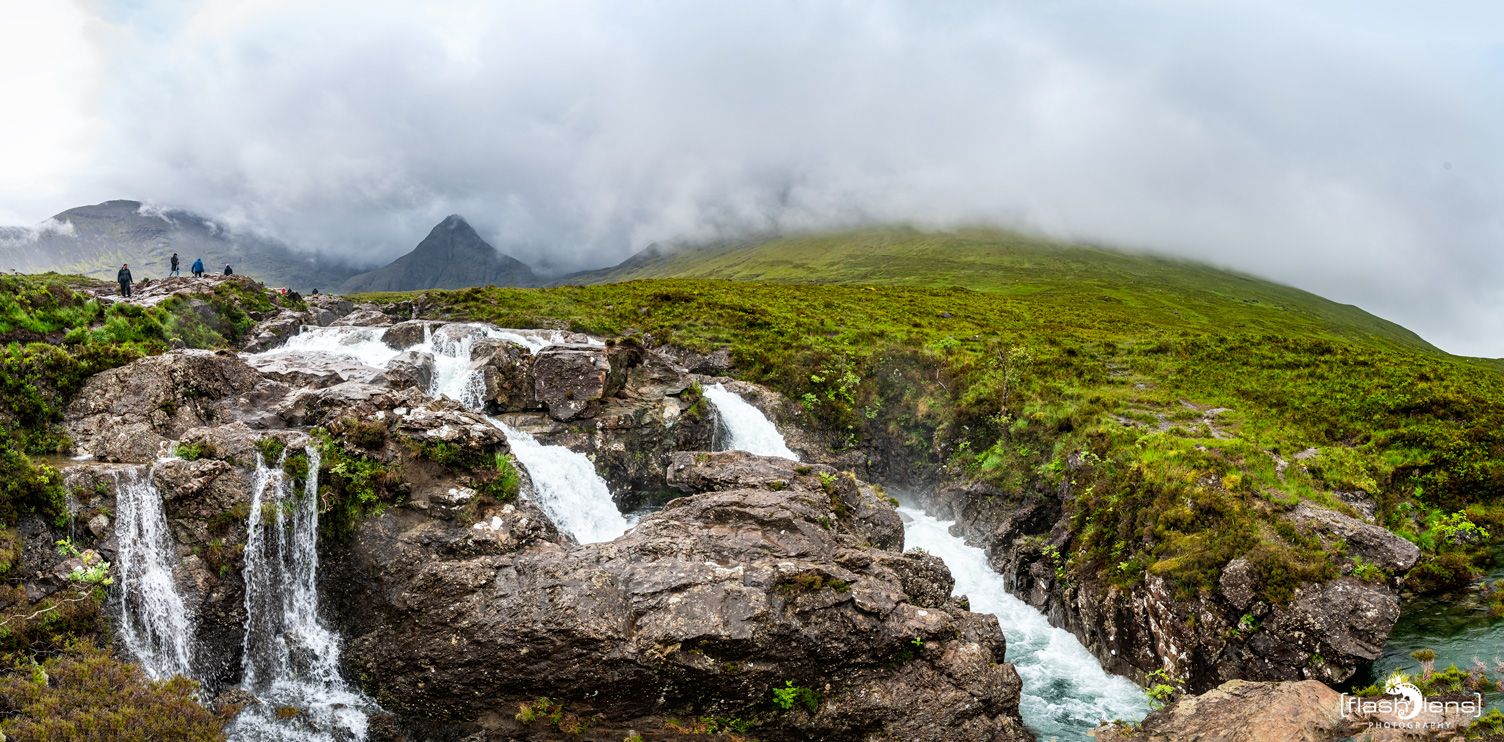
[900, 507, 1149, 740]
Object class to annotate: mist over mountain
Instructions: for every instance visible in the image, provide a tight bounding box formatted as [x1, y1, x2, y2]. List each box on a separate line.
[338, 215, 540, 293]
[0, 199, 359, 291]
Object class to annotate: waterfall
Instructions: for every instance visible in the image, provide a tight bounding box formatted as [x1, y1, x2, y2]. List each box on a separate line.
[489, 420, 628, 544]
[252, 322, 630, 544]
[232, 448, 372, 742]
[113, 465, 195, 680]
[899, 506, 1148, 741]
[702, 383, 798, 460]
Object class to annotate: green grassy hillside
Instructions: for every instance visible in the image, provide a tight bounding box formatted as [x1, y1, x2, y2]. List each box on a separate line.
[375, 228, 1504, 604]
[571, 227, 1438, 353]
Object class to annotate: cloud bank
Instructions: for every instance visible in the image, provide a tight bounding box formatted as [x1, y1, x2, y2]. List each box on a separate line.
[3, 1, 1504, 354]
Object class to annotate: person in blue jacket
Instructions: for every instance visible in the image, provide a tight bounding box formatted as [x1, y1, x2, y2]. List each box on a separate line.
[191, 258, 204, 278]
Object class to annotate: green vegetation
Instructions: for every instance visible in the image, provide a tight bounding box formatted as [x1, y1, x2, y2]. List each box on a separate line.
[770, 680, 819, 713]
[478, 452, 523, 503]
[0, 641, 223, 740]
[515, 696, 592, 736]
[775, 571, 851, 594]
[359, 227, 1504, 602]
[313, 426, 401, 540]
[1144, 668, 1182, 710]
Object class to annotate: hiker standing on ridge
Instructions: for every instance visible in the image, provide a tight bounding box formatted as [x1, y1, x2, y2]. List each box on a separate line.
[191, 258, 204, 278]
[169, 252, 180, 277]
[117, 263, 133, 298]
[223, 264, 234, 276]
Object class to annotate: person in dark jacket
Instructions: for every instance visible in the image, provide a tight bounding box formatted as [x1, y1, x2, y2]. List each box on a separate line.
[191, 258, 204, 278]
[223, 264, 234, 276]
[169, 252, 180, 277]
[117, 264, 133, 297]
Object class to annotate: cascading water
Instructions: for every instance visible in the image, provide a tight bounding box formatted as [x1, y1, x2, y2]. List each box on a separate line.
[113, 464, 195, 680]
[486, 420, 629, 544]
[900, 507, 1149, 740]
[706, 386, 1147, 738]
[232, 448, 373, 741]
[702, 383, 798, 460]
[254, 322, 631, 543]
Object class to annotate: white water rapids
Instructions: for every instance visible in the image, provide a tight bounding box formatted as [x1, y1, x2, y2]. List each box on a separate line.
[703, 383, 799, 460]
[257, 323, 628, 544]
[706, 384, 1149, 740]
[901, 508, 1149, 740]
[488, 420, 629, 544]
[232, 448, 374, 741]
[113, 464, 195, 681]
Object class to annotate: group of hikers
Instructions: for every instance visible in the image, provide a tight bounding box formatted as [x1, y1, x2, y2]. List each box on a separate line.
[116, 252, 233, 297]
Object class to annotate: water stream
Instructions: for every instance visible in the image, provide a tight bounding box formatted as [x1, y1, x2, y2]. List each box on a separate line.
[112, 464, 195, 681]
[706, 383, 1149, 740]
[703, 383, 798, 460]
[901, 508, 1150, 740]
[1357, 550, 1504, 713]
[231, 449, 374, 741]
[487, 419, 630, 544]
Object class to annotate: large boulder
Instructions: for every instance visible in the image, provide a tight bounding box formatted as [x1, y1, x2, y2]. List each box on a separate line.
[65, 350, 263, 462]
[331, 307, 393, 327]
[333, 468, 1030, 741]
[1286, 503, 1420, 572]
[382, 350, 435, 392]
[471, 338, 537, 411]
[242, 352, 385, 389]
[240, 309, 309, 353]
[1095, 680, 1349, 742]
[380, 320, 439, 351]
[532, 344, 613, 421]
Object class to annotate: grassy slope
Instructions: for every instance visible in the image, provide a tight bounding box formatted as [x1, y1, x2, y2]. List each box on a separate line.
[0, 273, 291, 737]
[367, 227, 1504, 605]
[576, 227, 1439, 353]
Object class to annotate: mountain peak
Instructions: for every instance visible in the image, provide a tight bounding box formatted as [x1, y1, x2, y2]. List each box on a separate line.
[337, 216, 539, 293]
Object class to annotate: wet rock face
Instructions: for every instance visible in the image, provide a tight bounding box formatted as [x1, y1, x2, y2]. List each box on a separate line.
[240, 309, 309, 353]
[381, 350, 434, 391]
[334, 457, 1030, 741]
[929, 481, 1411, 694]
[64, 350, 264, 462]
[531, 344, 613, 421]
[471, 338, 535, 410]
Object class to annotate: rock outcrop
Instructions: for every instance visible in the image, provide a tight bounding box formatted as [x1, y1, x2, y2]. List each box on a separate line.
[333, 452, 1030, 741]
[929, 479, 1413, 694]
[1094, 680, 1350, 742]
[64, 350, 264, 462]
[54, 311, 1037, 739]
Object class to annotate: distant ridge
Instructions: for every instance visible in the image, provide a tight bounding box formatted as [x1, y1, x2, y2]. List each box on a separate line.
[338, 215, 540, 293]
[0, 199, 359, 291]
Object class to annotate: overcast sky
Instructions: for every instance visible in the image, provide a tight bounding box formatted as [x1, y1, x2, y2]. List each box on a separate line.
[2, 2, 1502, 355]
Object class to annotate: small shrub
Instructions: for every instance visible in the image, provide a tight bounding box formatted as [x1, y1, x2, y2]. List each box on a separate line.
[1145, 668, 1181, 711]
[771, 680, 819, 713]
[776, 571, 850, 594]
[254, 437, 286, 463]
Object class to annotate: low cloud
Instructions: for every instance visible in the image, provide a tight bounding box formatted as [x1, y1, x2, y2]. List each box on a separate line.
[6, 1, 1504, 355]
